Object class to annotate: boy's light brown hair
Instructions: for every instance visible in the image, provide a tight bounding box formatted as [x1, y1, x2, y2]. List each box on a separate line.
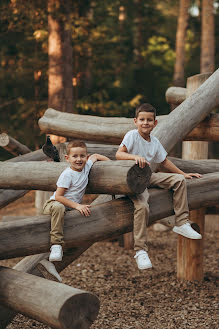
[135, 103, 156, 119]
[67, 140, 87, 155]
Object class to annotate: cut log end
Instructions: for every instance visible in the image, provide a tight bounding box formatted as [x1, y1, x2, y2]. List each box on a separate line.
[127, 163, 152, 194]
[59, 292, 100, 329]
[0, 133, 9, 147]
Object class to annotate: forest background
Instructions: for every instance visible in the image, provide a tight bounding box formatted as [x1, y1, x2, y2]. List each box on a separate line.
[0, 0, 218, 160]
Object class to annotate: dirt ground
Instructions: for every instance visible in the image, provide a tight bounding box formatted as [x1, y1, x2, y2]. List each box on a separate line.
[0, 192, 218, 329]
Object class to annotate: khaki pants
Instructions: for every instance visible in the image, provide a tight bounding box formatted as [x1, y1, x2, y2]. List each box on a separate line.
[130, 173, 189, 252]
[43, 199, 66, 245]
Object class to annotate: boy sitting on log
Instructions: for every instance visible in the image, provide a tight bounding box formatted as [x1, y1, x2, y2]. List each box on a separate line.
[116, 103, 202, 270]
[43, 140, 109, 263]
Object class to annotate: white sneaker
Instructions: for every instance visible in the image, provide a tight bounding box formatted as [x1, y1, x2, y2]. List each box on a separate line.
[49, 244, 63, 262]
[134, 250, 152, 270]
[37, 259, 62, 282]
[173, 222, 202, 239]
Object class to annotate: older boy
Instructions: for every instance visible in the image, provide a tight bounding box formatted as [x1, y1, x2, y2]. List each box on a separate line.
[43, 140, 109, 263]
[116, 103, 202, 270]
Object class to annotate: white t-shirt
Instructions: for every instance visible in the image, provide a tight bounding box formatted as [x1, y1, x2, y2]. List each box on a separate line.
[50, 159, 93, 204]
[120, 129, 167, 164]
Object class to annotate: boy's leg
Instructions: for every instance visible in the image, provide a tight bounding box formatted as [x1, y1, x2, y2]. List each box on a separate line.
[129, 190, 152, 270]
[129, 189, 150, 251]
[43, 200, 66, 245]
[43, 200, 65, 261]
[150, 173, 189, 226]
[150, 173, 202, 239]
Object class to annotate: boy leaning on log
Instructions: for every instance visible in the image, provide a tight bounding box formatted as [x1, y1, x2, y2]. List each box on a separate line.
[116, 103, 202, 270]
[42, 140, 109, 266]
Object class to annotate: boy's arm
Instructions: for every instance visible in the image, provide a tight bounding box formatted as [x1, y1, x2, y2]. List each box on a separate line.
[89, 153, 110, 163]
[55, 187, 91, 216]
[116, 145, 150, 168]
[161, 158, 202, 179]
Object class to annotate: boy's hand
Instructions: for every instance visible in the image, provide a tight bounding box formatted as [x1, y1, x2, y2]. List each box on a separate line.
[76, 204, 91, 216]
[134, 156, 150, 168]
[183, 173, 202, 179]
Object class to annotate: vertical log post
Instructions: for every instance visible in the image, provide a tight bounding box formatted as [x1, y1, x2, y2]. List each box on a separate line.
[177, 72, 211, 281]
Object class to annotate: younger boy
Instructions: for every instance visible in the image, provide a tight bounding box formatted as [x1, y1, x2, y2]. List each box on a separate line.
[116, 103, 202, 270]
[43, 140, 109, 262]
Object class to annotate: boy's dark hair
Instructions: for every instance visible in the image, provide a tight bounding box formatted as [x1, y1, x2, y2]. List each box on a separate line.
[135, 103, 156, 119]
[67, 140, 87, 155]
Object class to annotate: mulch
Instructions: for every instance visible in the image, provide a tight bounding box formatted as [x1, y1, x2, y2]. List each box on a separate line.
[0, 193, 218, 329]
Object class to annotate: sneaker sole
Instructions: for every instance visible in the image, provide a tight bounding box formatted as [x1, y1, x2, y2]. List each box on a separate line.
[37, 263, 62, 282]
[49, 256, 63, 262]
[137, 263, 153, 270]
[172, 227, 202, 239]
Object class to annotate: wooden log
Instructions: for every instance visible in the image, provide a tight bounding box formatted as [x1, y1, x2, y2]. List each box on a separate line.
[178, 72, 211, 281]
[0, 143, 117, 209]
[0, 266, 99, 329]
[0, 160, 151, 194]
[0, 195, 108, 329]
[152, 69, 219, 155]
[165, 87, 187, 105]
[0, 149, 48, 209]
[38, 109, 219, 143]
[168, 157, 219, 174]
[0, 172, 218, 260]
[0, 133, 31, 156]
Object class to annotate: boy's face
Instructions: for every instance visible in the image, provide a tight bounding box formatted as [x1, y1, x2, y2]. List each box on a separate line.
[134, 111, 157, 139]
[65, 147, 88, 172]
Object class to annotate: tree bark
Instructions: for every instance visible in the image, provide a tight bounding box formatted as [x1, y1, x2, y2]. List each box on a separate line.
[0, 160, 151, 194]
[0, 266, 99, 329]
[0, 172, 218, 260]
[201, 0, 215, 73]
[173, 0, 190, 87]
[0, 133, 31, 156]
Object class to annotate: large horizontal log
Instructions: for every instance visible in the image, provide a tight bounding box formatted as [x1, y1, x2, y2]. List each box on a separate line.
[38, 108, 219, 144]
[0, 172, 218, 260]
[0, 133, 31, 156]
[0, 160, 151, 194]
[168, 157, 219, 174]
[0, 266, 99, 329]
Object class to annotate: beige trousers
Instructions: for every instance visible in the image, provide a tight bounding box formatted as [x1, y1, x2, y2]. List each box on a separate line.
[130, 173, 189, 252]
[43, 199, 66, 245]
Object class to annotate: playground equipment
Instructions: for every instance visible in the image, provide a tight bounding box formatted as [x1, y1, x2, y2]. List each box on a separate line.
[0, 70, 219, 328]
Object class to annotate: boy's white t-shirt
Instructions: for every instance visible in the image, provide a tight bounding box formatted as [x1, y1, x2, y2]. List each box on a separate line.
[50, 159, 93, 204]
[120, 129, 167, 164]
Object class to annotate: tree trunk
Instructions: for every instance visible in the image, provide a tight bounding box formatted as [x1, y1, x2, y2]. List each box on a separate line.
[173, 0, 190, 87]
[62, 1, 73, 113]
[0, 266, 99, 329]
[0, 172, 218, 260]
[201, 0, 215, 73]
[0, 160, 151, 194]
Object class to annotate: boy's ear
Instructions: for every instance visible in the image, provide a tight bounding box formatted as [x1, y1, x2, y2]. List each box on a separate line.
[134, 117, 137, 125]
[154, 119, 158, 127]
[65, 154, 69, 161]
